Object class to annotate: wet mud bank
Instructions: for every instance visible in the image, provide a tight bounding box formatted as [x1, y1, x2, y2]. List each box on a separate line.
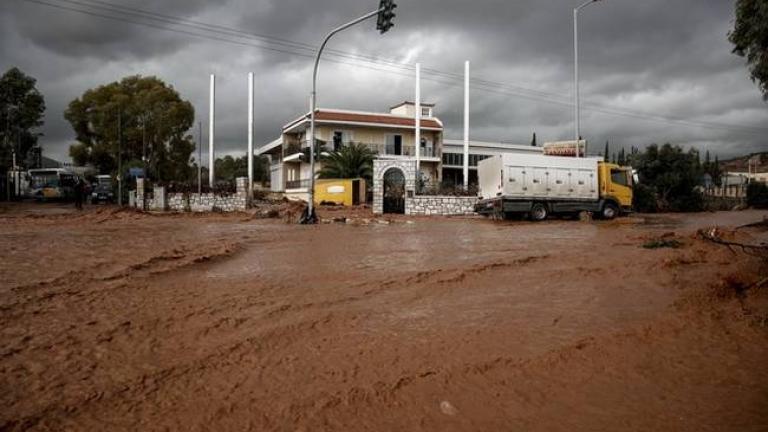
[1, 204, 767, 431]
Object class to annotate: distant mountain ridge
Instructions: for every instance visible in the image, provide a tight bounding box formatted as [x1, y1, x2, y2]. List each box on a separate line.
[719, 152, 767, 172]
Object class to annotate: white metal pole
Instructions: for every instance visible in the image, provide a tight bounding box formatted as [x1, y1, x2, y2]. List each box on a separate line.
[415, 62, 421, 177]
[198, 121, 202, 195]
[463, 60, 470, 189]
[574, 6, 580, 156]
[248, 72, 254, 202]
[309, 92, 316, 217]
[209, 74, 215, 188]
[574, 0, 601, 158]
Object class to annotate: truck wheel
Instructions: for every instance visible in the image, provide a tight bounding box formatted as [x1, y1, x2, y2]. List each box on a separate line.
[530, 203, 548, 222]
[601, 202, 619, 220]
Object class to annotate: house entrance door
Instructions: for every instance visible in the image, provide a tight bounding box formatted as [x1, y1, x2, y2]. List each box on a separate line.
[383, 168, 405, 214]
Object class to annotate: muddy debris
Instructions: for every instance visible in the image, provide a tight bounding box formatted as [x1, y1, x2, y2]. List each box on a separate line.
[1, 204, 767, 431]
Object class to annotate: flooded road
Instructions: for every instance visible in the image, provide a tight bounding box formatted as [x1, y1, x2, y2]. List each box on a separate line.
[1, 204, 767, 431]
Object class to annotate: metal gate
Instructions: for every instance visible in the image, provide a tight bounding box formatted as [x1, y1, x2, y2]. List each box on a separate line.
[383, 168, 405, 214]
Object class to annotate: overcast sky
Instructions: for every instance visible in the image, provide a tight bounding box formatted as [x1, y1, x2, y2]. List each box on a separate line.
[1, 0, 766, 163]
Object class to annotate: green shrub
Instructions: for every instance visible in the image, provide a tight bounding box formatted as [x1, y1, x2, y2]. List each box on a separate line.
[632, 183, 658, 213]
[747, 182, 768, 208]
[643, 239, 682, 249]
[669, 190, 705, 212]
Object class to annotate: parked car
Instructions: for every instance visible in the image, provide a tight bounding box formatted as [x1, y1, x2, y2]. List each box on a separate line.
[90, 175, 114, 204]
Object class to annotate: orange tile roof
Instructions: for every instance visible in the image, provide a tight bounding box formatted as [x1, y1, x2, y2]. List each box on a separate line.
[284, 110, 443, 131]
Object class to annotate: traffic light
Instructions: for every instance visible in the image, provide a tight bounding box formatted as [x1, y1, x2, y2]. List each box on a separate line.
[376, 0, 397, 34]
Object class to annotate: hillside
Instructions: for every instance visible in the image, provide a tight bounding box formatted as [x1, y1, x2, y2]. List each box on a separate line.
[719, 152, 768, 173]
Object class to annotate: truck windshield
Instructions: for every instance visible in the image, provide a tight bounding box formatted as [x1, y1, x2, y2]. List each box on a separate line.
[610, 169, 629, 187]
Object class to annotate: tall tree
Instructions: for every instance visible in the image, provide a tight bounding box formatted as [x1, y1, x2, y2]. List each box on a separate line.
[0, 67, 46, 171]
[729, 0, 768, 99]
[711, 155, 723, 186]
[212, 155, 270, 183]
[704, 149, 712, 172]
[66, 75, 194, 181]
[530, 132, 537, 147]
[604, 141, 609, 162]
[634, 143, 705, 212]
[318, 143, 375, 180]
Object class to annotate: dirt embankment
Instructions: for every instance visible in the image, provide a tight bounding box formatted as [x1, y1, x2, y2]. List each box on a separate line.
[0, 205, 767, 431]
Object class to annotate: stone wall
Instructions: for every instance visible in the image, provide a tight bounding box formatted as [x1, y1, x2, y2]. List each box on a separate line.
[168, 193, 188, 212]
[405, 196, 478, 216]
[130, 177, 248, 213]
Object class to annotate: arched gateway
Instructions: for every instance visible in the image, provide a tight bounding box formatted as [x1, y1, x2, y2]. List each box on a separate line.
[382, 168, 406, 214]
[372, 159, 417, 215]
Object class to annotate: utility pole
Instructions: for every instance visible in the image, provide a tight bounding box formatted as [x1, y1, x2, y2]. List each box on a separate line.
[248, 72, 254, 202]
[12, 127, 19, 199]
[117, 107, 123, 206]
[142, 115, 147, 180]
[574, 0, 603, 158]
[415, 62, 421, 177]
[463, 60, 470, 190]
[209, 74, 216, 188]
[305, 0, 396, 224]
[5, 106, 17, 200]
[4, 111, 8, 201]
[198, 121, 203, 195]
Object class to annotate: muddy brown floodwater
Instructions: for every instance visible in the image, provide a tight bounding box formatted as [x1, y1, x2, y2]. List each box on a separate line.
[1, 203, 767, 431]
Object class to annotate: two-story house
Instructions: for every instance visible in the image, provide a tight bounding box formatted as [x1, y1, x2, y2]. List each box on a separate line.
[258, 102, 443, 199]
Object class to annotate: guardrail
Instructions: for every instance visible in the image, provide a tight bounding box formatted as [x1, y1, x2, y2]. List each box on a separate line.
[286, 179, 310, 190]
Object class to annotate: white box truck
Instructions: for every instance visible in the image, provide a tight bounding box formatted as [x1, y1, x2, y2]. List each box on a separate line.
[475, 153, 634, 221]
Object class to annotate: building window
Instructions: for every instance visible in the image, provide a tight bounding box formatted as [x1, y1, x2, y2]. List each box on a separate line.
[442, 152, 463, 166]
[469, 154, 491, 167]
[386, 134, 403, 155]
[421, 107, 431, 117]
[333, 131, 343, 151]
[442, 153, 490, 166]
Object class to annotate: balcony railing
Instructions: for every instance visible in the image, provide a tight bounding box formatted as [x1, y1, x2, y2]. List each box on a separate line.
[330, 142, 439, 159]
[420, 146, 438, 158]
[285, 179, 310, 190]
[283, 141, 441, 160]
[284, 142, 305, 157]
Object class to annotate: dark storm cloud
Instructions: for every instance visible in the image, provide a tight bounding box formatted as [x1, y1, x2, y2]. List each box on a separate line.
[6, 0, 219, 58]
[0, 0, 765, 163]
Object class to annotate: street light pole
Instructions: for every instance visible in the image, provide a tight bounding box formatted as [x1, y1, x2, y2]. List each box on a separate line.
[198, 121, 203, 195]
[574, 0, 602, 158]
[117, 107, 123, 206]
[5, 105, 17, 199]
[142, 115, 147, 180]
[305, 3, 393, 223]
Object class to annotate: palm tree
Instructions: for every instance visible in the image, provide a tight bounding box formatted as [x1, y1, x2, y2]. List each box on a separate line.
[318, 143, 375, 180]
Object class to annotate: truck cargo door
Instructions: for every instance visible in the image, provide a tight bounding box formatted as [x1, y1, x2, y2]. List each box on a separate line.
[573, 170, 595, 198]
[532, 168, 548, 196]
[552, 169, 571, 196]
[506, 166, 526, 196]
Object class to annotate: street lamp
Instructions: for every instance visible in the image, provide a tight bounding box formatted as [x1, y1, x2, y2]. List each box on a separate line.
[303, 0, 397, 224]
[4, 104, 20, 199]
[574, 0, 603, 157]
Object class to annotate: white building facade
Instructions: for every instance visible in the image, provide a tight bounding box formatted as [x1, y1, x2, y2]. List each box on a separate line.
[257, 101, 545, 200]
